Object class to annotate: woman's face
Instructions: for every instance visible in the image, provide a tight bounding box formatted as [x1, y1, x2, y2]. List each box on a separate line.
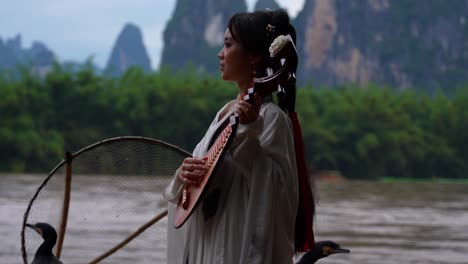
[217, 28, 253, 85]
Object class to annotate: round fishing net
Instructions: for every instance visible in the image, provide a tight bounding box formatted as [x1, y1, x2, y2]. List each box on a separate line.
[21, 136, 190, 263]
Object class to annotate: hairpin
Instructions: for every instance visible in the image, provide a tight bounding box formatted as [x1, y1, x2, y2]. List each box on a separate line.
[266, 24, 276, 33]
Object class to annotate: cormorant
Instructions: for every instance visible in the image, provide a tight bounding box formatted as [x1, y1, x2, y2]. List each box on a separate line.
[297, 240, 350, 264]
[25, 223, 63, 264]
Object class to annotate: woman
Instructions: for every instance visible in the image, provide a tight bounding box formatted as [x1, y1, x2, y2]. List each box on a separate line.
[165, 9, 302, 264]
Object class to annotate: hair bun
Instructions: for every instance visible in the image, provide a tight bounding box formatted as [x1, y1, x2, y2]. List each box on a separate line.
[271, 9, 290, 36]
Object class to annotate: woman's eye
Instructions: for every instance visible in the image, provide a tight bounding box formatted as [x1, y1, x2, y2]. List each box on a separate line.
[225, 42, 231, 47]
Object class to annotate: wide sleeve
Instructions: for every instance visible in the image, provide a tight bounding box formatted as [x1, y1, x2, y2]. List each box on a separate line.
[164, 116, 214, 264]
[229, 103, 299, 264]
[229, 103, 298, 189]
[163, 168, 186, 203]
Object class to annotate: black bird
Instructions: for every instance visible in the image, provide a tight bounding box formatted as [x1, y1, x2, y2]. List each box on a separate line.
[25, 223, 63, 264]
[297, 240, 350, 264]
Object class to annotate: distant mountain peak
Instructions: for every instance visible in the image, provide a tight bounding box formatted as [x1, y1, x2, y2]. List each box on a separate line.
[0, 33, 55, 74]
[5, 34, 22, 51]
[105, 22, 152, 75]
[160, 0, 246, 73]
[120, 23, 142, 40]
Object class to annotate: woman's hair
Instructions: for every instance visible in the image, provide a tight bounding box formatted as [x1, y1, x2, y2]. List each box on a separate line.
[227, 8, 298, 111]
[228, 9, 317, 253]
[227, 9, 296, 69]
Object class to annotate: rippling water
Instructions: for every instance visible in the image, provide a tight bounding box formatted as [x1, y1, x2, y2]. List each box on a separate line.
[1, 174, 467, 264]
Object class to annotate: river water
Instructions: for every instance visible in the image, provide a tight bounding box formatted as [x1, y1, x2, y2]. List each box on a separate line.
[1, 174, 467, 264]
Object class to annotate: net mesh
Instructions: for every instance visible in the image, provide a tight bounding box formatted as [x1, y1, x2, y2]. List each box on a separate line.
[21, 136, 190, 263]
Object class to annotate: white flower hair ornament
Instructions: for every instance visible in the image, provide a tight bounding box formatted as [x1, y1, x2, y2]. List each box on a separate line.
[269, 35, 289, 57]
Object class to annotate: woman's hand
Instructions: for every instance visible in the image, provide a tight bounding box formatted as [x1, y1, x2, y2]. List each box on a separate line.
[236, 93, 261, 124]
[177, 157, 206, 186]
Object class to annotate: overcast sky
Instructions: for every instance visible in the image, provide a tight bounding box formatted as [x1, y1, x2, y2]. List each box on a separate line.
[0, 0, 305, 69]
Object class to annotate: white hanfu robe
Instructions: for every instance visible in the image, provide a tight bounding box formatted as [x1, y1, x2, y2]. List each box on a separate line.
[164, 99, 299, 264]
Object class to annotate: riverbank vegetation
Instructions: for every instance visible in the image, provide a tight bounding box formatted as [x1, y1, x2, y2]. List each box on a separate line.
[1, 64, 467, 179]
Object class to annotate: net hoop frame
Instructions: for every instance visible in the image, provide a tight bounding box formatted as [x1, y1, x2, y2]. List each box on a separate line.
[21, 136, 191, 264]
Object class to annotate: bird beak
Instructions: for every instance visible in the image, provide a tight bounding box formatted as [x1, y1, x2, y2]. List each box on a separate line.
[331, 247, 350, 254]
[25, 223, 42, 236]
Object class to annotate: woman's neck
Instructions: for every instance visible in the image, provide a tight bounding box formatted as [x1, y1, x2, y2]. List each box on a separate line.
[236, 79, 253, 99]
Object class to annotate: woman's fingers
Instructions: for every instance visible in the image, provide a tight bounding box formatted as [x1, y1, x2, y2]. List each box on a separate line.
[182, 163, 205, 172]
[236, 93, 260, 124]
[184, 157, 206, 165]
[183, 169, 204, 180]
[179, 170, 203, 186]
[179, 158, 206, 186]
[183, 157, 206, 170]
[182, 170, 204, 185]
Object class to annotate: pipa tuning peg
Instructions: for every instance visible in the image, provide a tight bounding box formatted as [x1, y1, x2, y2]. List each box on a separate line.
[266, 67, 273, 76]
[277, 84, 284, 93]
[288, 72, 296, 82]
[280, 58, 286, 66]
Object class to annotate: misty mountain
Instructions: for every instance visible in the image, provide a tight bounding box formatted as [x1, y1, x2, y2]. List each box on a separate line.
[0, 34, 55, 75]
[160, 0, 468, 91]
[105, 23, 152, 76]
[293, 0, 468, 91]
[0, 23, 152, 77]
[160, 0, 246, 73]
[1, 0, 466, 92]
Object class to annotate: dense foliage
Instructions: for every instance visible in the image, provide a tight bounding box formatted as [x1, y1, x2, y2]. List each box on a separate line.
[1, 65, 467, 179]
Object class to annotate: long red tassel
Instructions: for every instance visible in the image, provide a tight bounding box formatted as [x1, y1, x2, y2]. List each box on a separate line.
[289, 111, 315, 252]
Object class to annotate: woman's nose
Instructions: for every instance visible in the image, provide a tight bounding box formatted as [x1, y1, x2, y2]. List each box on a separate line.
[217, 48, 224, 59]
